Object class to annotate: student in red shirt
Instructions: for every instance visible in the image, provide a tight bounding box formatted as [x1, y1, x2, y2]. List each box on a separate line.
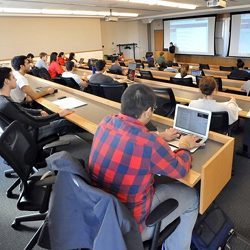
[87, 84, 199, 250]
[57, 52, 67, 66]
[48, 52, 64, 79]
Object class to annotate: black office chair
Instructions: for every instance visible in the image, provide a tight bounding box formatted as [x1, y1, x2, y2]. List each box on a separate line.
[108, 68, 123, 75]
[0, 121, 53, 250]
[219, 66, 235, 72]
[135, 59, 142, 63]
[210, 111, 231, 135]
[196, 76, 223, 91]
[199, 64, 210, 70]
[170, 77, 196, 87]
[140, 70, 154, 80]
[151, 87, 177, 118]
[172, 62, 179, 66]
[37, 151, 180, 250]
[227, 75, 248, 81]
[63, 77, 80, 90]
[100, 83, 127, 102]
[119, 61, 126, 66]
[85, 82, 104, 97]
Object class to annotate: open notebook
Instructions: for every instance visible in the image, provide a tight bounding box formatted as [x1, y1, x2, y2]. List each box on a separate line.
[53, 97, 87, 109]
[168, 104, 212, 153]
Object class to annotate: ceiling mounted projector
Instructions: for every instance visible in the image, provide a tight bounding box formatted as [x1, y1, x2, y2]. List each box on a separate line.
[207, 0, 227, 8]
[104, 9, 118, 22]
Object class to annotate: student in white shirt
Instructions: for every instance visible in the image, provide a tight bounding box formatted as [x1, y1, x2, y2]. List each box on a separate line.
[62, 61, 88, 89]
[10, 55, 55, 103]
[189, 76, 239, 125]
[175, 64, 196, 83]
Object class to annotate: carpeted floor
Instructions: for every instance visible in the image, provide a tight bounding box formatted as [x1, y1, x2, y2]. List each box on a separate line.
[0, 125, 250, 249]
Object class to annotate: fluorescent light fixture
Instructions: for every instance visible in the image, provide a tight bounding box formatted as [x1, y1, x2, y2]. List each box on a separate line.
[0, 8, 138, 17]
[129, 0, 197, 9]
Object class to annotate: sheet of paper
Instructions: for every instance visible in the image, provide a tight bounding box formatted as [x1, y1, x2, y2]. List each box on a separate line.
[52, 97, 87, 109]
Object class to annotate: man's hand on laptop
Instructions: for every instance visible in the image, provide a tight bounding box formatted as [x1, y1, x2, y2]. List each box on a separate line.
[159, 128, 180, 141]
[179, 135, 204, 151]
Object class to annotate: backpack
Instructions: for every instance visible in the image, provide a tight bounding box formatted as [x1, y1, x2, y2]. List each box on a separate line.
[191, 204, 234, 250]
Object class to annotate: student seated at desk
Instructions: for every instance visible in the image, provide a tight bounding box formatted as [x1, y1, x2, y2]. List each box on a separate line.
[89, 60, 119, 85]
[163, 61, 178, 73]
[35, 52, 49, 70]
[228, 59, 250, 80]
[109, 57, 123, 75]
[57, 52, 67, 66]
[156, 51, 166, 66]
[69, 52, 80, 67]
[48, 52, 64, 79]
[189, 76, 239, 125]
[27, 53, 35, 69]
[175, 64, 196, 83]
[62, 61, 88, 90]
[87, 84, 199, 250]
[11, 55, 55, 103]
[0, 67, 80, 141]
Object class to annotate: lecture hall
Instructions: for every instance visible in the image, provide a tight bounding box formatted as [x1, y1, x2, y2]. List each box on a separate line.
[0, 0, 250, 249]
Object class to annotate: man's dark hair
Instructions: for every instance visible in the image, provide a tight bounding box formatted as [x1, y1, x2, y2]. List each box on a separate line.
[237, 59, 245, 69]
[199, 76, 218, 96]
[69, 52, 75, 61]
[95, 60, 106, 71]
[27, 53, 34, 59]
[39, 52, 47, 58]
[121, 84, 156, 119]
[65, 61, 74, 71]
[58, 52, 64, 58]
[0, 67, 12, 88]
[11, 55, 27, 71]
[111, 57, 118, 63]
[50, 52, 58, 63]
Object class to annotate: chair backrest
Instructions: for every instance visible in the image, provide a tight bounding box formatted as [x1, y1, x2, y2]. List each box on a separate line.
[170, 77, 195, 87]
[199, 64, 210, 70]
[140, 70, 154, 80]
[210, 111, 229, 134]
[52, 77, 66, 85]
[196, 76, 222, 91]
[38, 68, 51, 81]
[219, 66, 235, 72]
[109, 68, 123, 75]
[0, 121, 37, 185]
[152, 87, 176, 117]
[86, 83, 104, 97]
[63, 77, 80, 90]
[172, 62, 179, 66]
[100, 83, 127, 102]
[0, 113, 11, 136]
[119, 62, 126, 66]
[135, 59, 142, 63]
[227, 74, 248, 81]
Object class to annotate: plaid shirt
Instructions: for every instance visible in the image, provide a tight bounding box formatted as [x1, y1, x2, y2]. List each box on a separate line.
[87, 113, 192, 231]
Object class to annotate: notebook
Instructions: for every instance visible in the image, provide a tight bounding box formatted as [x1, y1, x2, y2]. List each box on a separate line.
[52, 97, 87, 109]
[191, 69, 203, 76]
[168, 104, 212, 153]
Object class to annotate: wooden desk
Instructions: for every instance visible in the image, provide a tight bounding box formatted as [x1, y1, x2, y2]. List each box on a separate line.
[27, 74, 234, 214]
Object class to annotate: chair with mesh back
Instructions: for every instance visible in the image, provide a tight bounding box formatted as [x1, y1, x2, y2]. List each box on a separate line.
[170, 77, 196, 87]
[151, 87, 177, 118]
[199, 64, 210, 70]
[219, 66, 235, 72]
[0, 121, 53, 250]
[210, 111, 231, 135]
[140, 70, 154, 80]
[85, 82, 104, 97]
[100, 83, 128, 102]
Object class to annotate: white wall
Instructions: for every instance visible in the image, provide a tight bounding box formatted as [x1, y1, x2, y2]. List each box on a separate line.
[101, 20, 148, 59]
[0, 17, 103, 60]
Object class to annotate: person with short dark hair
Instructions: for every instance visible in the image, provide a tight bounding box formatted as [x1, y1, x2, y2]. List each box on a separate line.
[109, 57, 123, 75]
[169, 42, 176, 54]
[87, 83, 199, 250]
[0, 67, 79, 141]
[35, 52, 48, 69]
[11, 55, 55, 103]
[89, 60, 119, 85]
[62, 61, 88, 89]
[163, 61, 178, 73]
[189, 76, 239, 125]
[228, 58, 250, 80]
[27, 53, 35, 68]
[48, 52, 64, 79]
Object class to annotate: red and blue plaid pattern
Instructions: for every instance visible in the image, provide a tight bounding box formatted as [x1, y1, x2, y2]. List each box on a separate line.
[87, 113, 191, 231]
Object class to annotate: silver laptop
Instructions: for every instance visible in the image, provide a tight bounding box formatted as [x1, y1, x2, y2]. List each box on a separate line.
[168, 104, 212, 153]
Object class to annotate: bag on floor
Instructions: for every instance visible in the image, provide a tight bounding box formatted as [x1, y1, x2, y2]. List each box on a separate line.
[191, 204, 234, 250]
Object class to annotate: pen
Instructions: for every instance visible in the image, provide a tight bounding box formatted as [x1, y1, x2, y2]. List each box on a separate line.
[58, 96, 67, 99]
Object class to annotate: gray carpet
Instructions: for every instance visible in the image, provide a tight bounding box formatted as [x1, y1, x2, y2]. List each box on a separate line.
[0, 126, 250, 249]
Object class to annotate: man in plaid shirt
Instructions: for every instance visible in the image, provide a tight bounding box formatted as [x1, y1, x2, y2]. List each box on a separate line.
[87, 84, 199, 249]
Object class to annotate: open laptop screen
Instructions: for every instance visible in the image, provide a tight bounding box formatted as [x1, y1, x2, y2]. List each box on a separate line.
[174, 104, 211, 138]
[191, 70, 202, 76]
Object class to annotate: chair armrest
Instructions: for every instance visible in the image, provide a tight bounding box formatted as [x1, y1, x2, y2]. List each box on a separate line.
[145, 199, 178, 227]
[43, 139, 70, 150]
[38, 134, 59, 149]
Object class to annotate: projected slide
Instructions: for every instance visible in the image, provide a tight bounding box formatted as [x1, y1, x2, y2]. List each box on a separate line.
[164, 16, 216, 55]
[229, 13, 250, 57]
